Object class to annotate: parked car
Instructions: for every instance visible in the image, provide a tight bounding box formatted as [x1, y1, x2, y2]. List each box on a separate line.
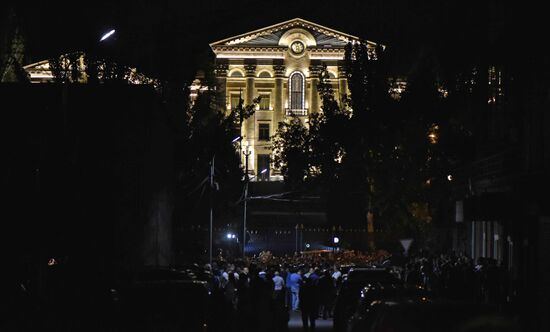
[347, 285, 429, 332]
[115, 267, 211, 332]
[366, 299, 514, 332]
[333, 267, 402, 332]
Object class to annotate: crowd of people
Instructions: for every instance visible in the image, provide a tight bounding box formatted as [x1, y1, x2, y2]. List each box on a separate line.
[3, 247, 519, 332]
[203, 257, 348, 332]
[199, 249, 515, 332]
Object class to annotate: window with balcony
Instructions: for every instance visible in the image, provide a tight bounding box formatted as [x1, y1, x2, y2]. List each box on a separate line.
[259, 94, 270, 110]
[288, 71, 306, 115]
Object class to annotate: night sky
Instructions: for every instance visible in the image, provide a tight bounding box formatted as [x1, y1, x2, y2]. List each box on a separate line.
[4, 1, 542, 82]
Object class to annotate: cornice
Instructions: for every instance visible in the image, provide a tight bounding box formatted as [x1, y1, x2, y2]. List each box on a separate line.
[209, 18, 380, 48]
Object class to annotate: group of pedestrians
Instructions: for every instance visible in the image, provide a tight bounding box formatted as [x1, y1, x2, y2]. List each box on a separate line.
[203, 261, 344, 332]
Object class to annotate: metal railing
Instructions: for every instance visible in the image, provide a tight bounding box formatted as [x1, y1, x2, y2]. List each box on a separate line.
[285, 108, 308, 116]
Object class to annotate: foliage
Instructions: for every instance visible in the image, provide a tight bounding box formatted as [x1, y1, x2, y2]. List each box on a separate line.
[49, 52, 144, 84]
[272, 42, 471, 245]
[271, 65, 352, 189]
[271, 115, 311, 188]
[49, 52, 81, 83]
[175, 66, 259, 225]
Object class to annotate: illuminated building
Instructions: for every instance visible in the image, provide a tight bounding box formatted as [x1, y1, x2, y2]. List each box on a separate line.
[22, 52, 157, 85]
[209, 18, 380, 180]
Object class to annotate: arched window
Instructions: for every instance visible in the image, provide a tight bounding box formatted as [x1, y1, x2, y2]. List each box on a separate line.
[258, 71, 272, 78]
[229, 69, 244, 77]
[289, 72, 305, 111]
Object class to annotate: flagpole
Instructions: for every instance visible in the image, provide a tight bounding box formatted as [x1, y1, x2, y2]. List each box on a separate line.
[209, 156, 215, 265]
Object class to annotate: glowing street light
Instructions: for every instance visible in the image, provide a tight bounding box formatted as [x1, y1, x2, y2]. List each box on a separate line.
[232, 136, 242, 143]
[333, 236, 340, 244]
[260, 169, 268, 174]
[100, 29, 116, 42]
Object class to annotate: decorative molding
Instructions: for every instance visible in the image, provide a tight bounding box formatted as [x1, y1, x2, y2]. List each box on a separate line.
[337, 65, 347, 77]
[273, 64, 286, 77]
[244, 64, 257, 77]
[209, 18, 374, 48]
[309, 65, 323, 77]
[215, 63, 229, 77]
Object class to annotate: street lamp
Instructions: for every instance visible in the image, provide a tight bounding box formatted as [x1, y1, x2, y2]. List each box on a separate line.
[100, 29, 116, 42]
[242, 144, 251, 259]
[333, 236, 339, 253]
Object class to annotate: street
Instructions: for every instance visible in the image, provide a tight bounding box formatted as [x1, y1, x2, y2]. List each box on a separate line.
[288, 311, 333, 332]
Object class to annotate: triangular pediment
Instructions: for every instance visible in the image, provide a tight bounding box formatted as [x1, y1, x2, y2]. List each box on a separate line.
[210, 18, 377, 48]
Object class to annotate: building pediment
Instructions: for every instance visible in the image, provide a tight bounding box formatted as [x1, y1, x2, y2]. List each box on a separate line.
[210, 18, 377, 50]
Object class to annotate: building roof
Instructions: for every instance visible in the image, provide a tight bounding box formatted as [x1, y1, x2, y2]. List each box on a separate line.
[210, 17, 379, 49]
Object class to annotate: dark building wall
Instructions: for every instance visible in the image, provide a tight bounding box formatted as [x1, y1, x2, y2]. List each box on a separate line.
[1, 84, 174, 287]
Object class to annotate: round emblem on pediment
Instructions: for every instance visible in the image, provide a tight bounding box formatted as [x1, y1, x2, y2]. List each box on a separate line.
[290, 40, 305, 55]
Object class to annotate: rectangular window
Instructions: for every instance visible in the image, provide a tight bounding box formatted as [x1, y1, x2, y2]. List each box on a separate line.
[259, 94, 270, 110]
[257, 154, 270, 181]
[230, 94, 241, 111]
[258, 123, 270, 141]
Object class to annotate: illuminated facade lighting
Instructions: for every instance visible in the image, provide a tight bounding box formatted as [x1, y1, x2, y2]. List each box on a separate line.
[209, 18, 381, 181]
[428, 124, 439, 144]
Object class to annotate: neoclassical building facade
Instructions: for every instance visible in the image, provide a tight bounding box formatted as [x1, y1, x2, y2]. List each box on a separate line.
[209, 18, 378, 180]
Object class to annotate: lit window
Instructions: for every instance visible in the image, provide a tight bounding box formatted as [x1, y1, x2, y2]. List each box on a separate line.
[428, 124, 439, 144]
[257, 154, 271, 181]
[258, 123, 270, 141]
[230, 70, 244, 77]
[289, 72, 305, 110]
[230, 94, 241, 111]
[258, 71, 272, 78]
[259, 95, 270, 110]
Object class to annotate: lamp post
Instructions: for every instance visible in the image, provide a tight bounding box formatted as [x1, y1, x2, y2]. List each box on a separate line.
[209, 156, 215, 265]
[242, 144, 251, 258]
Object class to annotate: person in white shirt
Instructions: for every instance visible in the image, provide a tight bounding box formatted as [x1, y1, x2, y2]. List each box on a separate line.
[272, 271, 285, 303]
[331, 266, 342, 283]
[273, 271, 285, 291]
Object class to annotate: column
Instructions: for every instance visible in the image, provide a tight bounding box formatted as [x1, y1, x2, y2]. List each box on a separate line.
[309, 64, 322, 113]
[338, 62, 349, 105]
[244, 63, 256, 105]
[244, 62, 256, 172]
[273, 62, 285, 129]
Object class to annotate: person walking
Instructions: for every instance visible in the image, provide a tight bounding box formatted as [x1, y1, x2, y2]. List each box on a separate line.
[317, 270, 334, 319]
[287, 269, 302, 311]
[273, 271, 285, 303]
[299, 276, 319, 332]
